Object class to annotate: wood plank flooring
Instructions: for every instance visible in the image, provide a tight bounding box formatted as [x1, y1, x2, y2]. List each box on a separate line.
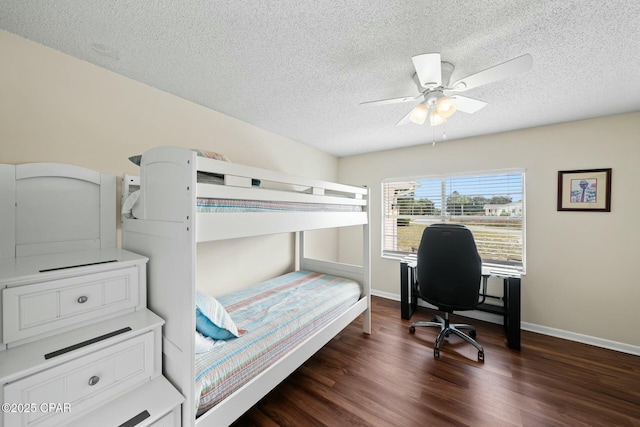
[232, 296, 640, 427]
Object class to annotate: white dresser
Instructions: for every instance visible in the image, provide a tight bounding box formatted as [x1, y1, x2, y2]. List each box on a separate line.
[0, 163, 183, 427]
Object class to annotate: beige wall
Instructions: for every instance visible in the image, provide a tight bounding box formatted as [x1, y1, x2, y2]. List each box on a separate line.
[338, 112, 640, 348]
[0, 30, 338, 295]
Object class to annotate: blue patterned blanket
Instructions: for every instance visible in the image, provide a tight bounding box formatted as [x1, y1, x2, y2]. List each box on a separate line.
[195, 270, 362, 416]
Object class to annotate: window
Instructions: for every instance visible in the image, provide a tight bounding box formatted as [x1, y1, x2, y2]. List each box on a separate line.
[383, 170, 525, 272]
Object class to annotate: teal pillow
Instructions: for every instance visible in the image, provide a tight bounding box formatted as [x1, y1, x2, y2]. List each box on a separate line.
[195, 290, 243, 340]
[128, 149, 230, 166]
[128, 154, 142, 165]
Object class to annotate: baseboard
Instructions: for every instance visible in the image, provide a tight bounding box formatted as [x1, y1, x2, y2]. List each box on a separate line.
[371, 290, 504, 324]
[371, 289, 400, 301]
[521, 322, 640, 356]
[371, 290, 640, 357]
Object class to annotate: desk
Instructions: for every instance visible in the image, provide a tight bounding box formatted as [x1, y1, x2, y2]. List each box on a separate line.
[400, 259, 521, 350]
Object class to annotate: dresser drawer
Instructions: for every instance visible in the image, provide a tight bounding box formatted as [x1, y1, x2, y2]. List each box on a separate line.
[3, 331, 155, 427]
[148, 407, 181, 427]
[63, 375, 183, 427]
[150, 407, 180, 427]
[3, 266, 140, 344]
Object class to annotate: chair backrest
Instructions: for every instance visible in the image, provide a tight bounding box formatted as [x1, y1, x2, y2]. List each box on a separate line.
[417, 224, 482, 312]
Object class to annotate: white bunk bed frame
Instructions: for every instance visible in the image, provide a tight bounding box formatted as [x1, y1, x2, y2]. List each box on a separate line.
[0, 162, 115, 260]
[121, 146, 370, 427]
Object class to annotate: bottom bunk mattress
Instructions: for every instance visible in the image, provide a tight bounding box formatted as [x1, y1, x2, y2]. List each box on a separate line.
[195, 270, 362, 416]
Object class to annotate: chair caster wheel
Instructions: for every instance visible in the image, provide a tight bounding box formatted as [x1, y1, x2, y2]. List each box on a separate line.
[478, 351, 484, 362]
[469, 330, 476, 338]
[409, 326, 415, 334]
[434, 348, 440, 358]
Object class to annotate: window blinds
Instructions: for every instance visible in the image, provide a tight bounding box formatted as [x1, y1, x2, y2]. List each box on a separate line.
[383, 171, 525, 272]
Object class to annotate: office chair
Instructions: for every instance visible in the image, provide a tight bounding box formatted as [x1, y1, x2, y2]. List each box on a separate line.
[409, 223, 485, 361]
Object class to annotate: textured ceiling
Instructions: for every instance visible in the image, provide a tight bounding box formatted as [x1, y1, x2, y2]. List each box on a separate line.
[1, 1, 639, 157]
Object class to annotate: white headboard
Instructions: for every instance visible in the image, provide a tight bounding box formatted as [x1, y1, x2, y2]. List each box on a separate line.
[0, 163, 116, 259]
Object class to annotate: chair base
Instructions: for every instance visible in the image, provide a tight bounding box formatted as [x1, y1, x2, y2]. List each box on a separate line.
[410, 313, 485, 361]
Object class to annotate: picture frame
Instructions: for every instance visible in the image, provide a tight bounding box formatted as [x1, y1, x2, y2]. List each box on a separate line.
[557, 168, 611, 212]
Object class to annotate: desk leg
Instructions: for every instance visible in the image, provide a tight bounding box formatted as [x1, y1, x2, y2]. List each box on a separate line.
[504, 277, 521, 350]
[400, 262, 411, 319]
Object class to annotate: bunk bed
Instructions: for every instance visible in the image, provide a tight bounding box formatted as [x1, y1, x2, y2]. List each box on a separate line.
[121, 146, 370, 427]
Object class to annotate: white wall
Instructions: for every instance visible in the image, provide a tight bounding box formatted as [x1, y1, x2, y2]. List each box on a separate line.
[338, 112, 640, 349]
[0, 30, 338, 295]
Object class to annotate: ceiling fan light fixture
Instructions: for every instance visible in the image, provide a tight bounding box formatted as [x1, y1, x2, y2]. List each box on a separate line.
[429, 110, 446, 126]
[409, 103, 429, 125]
[436, 96, 457, 119]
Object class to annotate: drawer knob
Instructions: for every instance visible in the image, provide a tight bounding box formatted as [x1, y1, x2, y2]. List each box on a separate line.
[88, 376, 100, 386]
[77, 296, 88, 304]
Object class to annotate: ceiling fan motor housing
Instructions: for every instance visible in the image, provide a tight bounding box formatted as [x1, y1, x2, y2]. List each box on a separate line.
[413, 61, 455, 91]
[425, 90, 445, 105]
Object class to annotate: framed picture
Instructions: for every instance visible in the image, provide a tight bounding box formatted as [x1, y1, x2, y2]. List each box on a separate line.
[557, 168, 612, 212]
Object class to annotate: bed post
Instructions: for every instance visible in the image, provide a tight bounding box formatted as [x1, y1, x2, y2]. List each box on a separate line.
[0, 165, 16, 260]
[296, 231, 304, 272]
[362, 205, 371, 335]
[121, 147, 197, 427]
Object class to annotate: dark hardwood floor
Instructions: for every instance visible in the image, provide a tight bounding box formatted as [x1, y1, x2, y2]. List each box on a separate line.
[232, 296, 640, 427]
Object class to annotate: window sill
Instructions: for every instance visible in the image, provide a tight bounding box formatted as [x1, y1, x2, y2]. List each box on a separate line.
[383, 253, 526, 276]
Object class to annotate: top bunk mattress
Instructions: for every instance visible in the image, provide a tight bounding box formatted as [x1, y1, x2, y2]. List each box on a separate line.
[196, 171, 365, 212]
[195, 270, 362, 416]
[196, 197, 363, 212]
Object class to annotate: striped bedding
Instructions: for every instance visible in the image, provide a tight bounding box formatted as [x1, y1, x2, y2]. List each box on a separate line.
[196, 198, 363, 213]
[195, 270, 362, 416]
[196, 173, 362, 213]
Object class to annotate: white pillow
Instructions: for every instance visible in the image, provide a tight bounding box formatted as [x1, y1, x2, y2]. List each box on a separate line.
[121, 190, 140, 218]
[195, 290, 245, 340]
[195, 331, 217, 354]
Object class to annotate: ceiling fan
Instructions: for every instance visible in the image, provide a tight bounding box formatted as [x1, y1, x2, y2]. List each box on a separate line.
[361, 53, 533, 127]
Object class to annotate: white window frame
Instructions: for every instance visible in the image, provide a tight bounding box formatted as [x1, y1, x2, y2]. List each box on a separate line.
[382, 169, 526, 274]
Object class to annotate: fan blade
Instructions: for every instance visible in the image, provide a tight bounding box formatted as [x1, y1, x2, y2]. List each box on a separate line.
[411, 53, 442, 89]
[360, 94, 422, 107]
[450, 95, 487, 114]
[449, 54, 533, 92]
[395, 108, 415, 126]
